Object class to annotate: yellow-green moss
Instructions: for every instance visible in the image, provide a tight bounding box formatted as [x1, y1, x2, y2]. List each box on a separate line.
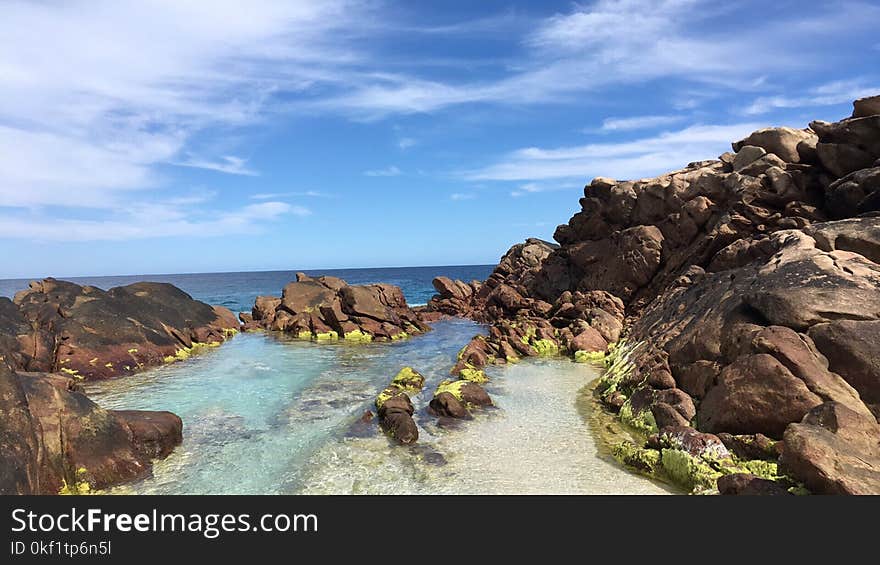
[375, 385, 403, 410]
[574, 349, 605, 363]
[391, 367, 425, 392]
[661, 448, 723, 493]
[435, 379, 468, 402]
[532, 338, 559, 357]
[59, 367, 80, 377]
[390, 331, 409, 341]
[223, 327, 239, 337]
[459, 366, 489, 384]
[296, 330, 313, 340]
[127, 348, 138, 354]
[613, 441, 661, 474]
[619, 398, 658, 435]
[343, 329, 373, 342]
[315, 331, 339, 341]
[59, 467, 91, 495]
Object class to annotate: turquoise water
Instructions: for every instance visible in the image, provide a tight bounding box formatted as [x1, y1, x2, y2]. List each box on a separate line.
[0, 265, 495, 312]
[88, 320, 671, 495]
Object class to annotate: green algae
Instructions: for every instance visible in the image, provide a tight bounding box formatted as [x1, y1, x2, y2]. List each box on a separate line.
[375, 385, 403, 410]
[574, 349, 605, 363]
[618, 398, 658, 435]
[435, 379, 468, 402]
[59, 467, 91, 495]
[391, 367, 425, 392]
[532, 338, 559, 357]
[315, 331, 339, 341]
[459, 366, 489, 384]
[660, 448, 723, 493]
[613, 441, 661, 474]
[343, 329, 373, 342]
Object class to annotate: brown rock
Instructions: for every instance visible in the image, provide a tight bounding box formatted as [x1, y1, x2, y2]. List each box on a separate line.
[717, 473, 790, 495]
[781, 402, 880, 494]
[698, 354, 823, 438]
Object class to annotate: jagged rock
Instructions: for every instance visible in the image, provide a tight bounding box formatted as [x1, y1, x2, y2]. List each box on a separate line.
[251, 276, 429, 342]
[824, 167, 880, 219]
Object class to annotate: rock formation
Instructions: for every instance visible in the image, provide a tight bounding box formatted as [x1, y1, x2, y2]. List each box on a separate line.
[429, 95, 880, 494]
[0, 278, 238, 494]
[6, 278, 239, 380]
[247, 273, 430, 341]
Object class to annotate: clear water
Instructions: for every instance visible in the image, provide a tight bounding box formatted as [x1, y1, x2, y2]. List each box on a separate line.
[88, 320, 671, 495]
[6, 265, 669, 494]
[0, 265, 495, 312]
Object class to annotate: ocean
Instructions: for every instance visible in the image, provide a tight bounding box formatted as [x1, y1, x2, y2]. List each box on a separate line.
[0, 265, 496, 313]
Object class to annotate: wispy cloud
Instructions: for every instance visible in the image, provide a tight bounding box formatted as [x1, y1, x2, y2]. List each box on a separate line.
[743, 79, 880, 115]
[250, 190, 334, 199]
[398, 137, 418, 149]
[596, 115, 685, 132]
[468, 122, 763, 182]
[510, 181, 580, 197]
[450, 193, 476, 201]
[364, 165, 402, 177]
[0, 0, 361, 212]
[0, 201, 307, 242]
[174, 155, 258, 176]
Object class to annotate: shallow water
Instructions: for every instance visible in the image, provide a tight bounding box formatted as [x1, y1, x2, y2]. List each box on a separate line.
[88, 320, 671, 495]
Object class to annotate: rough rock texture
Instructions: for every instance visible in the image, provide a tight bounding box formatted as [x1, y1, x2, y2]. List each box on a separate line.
[433, 97, 880, 494]
[0, 278, 235, 494]
[6, 278, 239, 380]
[781, 402, 880, 495]
[249, 273, 430, 341]
[0, 362, 182, 494]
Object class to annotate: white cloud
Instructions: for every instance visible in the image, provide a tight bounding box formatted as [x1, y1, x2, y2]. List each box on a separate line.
[250, 190, 333, 199]
[743, 79, 880, 115]
[174, 155, 258, 176]
[510, 181, 580, 197]
[364, 165, 402, 177]
[398, 137, 418, 149]
[468, 122, 763, 182]
[0, 0, 361, 211]
[0, 201, 307, 242]
[597, 115, 685, 132]
[450, 193, 476, 201]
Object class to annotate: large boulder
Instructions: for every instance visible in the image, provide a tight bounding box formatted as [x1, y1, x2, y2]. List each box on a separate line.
[732, 127, 817, 164]
[781, 402, 880, 495]
[0, 363, 182, 494]
[9, 279, 238, 380]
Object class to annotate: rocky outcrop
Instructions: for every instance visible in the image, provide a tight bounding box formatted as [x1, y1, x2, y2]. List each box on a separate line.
[248, 273, 430, 341]
[5, 278, 238, 380]
[0, 362, 182, 494]
[0, 278, 237, 494]
[444, 95, 880, 494]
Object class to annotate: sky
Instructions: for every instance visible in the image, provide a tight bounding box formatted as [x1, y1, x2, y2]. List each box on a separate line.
[1, 0, 879, 278]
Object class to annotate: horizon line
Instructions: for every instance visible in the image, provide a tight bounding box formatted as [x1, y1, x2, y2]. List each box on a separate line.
[0, 262, 499, 283]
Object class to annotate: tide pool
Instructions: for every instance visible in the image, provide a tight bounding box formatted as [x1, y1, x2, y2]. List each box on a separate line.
[88, 320, 671, 495]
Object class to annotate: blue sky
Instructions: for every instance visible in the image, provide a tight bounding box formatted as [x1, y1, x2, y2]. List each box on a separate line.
[1, 0, 878, 277]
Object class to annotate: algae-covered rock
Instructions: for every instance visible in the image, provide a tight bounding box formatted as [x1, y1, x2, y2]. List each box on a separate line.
[390, 367, 425, 392]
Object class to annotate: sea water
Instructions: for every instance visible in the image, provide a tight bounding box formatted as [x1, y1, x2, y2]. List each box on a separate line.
[1, 266, 671, 495]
